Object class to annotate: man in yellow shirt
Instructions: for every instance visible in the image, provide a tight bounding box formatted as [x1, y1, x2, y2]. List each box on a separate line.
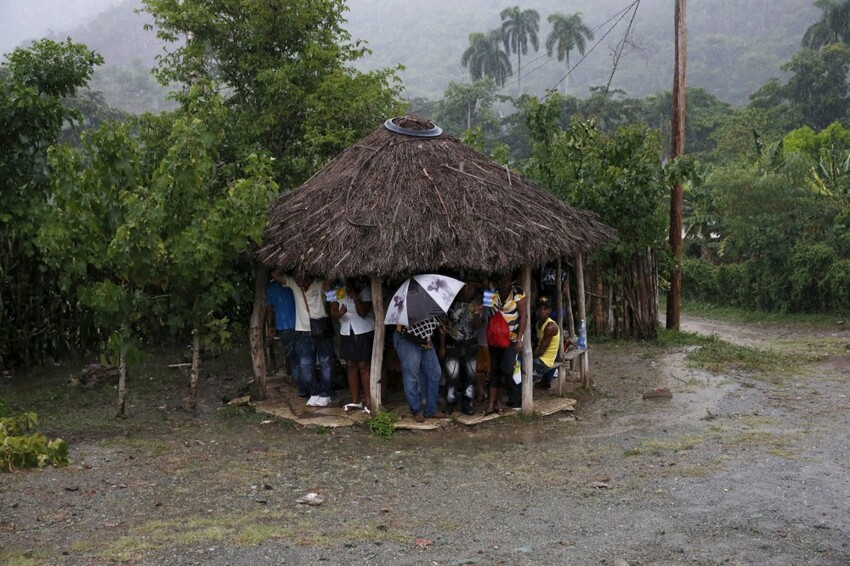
[532, 296, 561, 390]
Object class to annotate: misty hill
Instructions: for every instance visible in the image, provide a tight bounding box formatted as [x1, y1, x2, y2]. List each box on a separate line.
[9, 0, 821, 111]
[345, 0, 820, 106]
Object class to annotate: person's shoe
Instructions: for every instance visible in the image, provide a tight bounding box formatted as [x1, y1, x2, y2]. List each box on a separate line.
[314, 396, 332, 407]
[413, 413, 425, 423]
[444, 403, 455, 415]
[343, 402, 363, 412]
[461, 399, 475, 416]
[535, 380, 551, 390]
[306, 395, 319, 406]
[297, 392, 310, 400]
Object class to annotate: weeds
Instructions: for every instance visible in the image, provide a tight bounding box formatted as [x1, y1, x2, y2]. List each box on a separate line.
[367, 410, 398, 439]
[0, 411, 69, 472]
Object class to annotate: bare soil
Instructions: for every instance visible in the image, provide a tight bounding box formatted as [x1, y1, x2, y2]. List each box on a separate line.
[1, 314, 849, 565]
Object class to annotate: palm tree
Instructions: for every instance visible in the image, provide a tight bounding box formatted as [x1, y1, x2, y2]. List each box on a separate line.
[803, 0, 850, 48]
[546, 12, 594, 95]
[500, 6, 540, 94]
[461, 30, 513, 87]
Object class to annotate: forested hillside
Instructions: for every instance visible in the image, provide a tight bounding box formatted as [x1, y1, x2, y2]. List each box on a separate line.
[6, 0, 821, 111]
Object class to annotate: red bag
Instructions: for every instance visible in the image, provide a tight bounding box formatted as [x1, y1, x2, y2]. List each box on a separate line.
[486, 312, 511, 348]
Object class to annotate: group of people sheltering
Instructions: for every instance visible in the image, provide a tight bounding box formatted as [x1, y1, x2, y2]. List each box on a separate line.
[265, 270, 564, 422]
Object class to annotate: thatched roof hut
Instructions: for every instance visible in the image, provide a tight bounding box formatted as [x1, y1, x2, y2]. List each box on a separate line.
[255, 115, 615, 279]
[250, 115, 615, 415]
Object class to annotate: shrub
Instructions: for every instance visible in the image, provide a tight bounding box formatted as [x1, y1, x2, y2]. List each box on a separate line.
[824, 259, 850, 312]
[682, 258, 718, 301]
[789, 243, 837, 312]
[0, 412, 70, 472]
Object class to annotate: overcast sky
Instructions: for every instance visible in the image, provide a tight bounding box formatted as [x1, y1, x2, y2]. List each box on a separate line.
[0, 0, 121, 55]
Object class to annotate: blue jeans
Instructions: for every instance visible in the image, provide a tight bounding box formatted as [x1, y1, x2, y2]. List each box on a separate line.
[393, 330, 441, 416]
[295, 331, 334, 397]
[278, 329, 304, 395]
[533, 358, 557, 383]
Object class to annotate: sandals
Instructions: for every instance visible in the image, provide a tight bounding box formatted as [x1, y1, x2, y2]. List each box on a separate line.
[481, 406, 504, 416]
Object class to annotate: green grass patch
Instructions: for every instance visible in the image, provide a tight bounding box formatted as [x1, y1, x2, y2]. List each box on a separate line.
[685, 340, 796, 378]
[639, 433, 709, 454]
[655, 327, 718, 348]
[78, 510, 298, 561]
[682, 300, 848, 325]
[0, 550, 52, 566]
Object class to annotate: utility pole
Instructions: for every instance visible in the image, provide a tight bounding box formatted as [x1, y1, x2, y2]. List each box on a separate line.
[666, 0, 687, 331]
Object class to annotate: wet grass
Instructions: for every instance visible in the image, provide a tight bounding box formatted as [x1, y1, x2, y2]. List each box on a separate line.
[0, 345, 256, 442]
[0, 550, 51, 566]
[71, 510, 300, 561]
[682, 301, 848, 325]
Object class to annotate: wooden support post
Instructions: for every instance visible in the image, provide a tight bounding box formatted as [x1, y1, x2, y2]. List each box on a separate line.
[521, 266, 533, 415]
[556, 259, 567, 396]
[369, 276, 385, 414]
[575, 254, 589, 388]
[249, 264, 270, 401]
[564, 266, 575, 338]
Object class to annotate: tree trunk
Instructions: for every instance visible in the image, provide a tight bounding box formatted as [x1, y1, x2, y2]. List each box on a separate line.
[187, 329, 200, 411]
[249, 263, 269, 401]
[116, 348, 127, 418]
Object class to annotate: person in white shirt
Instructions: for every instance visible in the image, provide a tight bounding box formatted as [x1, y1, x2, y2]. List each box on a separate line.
[330, 278, 375, 413]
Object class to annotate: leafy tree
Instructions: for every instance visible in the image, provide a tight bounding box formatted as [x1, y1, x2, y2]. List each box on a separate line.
[803, 0, 850, 48]
[142, 0, 404, 188]
[37, 88, 278, 415]
[0, 39, 104, 368]
[682, 166, 723, 259]
[461, 30, 513, 87]
[711, 105, 791, 164]
[500, 6, 540, 95]
[433, 78, 500, 135]
[545, 12, 594, 95]
[782, 44, 850, 130]
[524, 95, 667, 339]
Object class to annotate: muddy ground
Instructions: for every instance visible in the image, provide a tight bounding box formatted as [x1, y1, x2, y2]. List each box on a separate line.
[1, 314, 848, 565]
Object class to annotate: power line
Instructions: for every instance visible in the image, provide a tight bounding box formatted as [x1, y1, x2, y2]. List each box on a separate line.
[549, 0, 640, 93]
[409, 0, 642, 115]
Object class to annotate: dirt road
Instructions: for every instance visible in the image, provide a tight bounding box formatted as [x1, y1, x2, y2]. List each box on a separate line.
[1, 315, 848, 565]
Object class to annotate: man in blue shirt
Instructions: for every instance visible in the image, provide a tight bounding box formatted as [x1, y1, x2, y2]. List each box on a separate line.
[265, 278, 305, 397]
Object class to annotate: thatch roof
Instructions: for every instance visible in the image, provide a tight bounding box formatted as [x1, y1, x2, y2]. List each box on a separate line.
[256, 115, 615, 280]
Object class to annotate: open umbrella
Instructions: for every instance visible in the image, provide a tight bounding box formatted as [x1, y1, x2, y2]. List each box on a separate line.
[384, 274, 465, 325]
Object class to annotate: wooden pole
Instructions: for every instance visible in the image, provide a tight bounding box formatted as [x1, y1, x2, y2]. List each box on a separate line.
[521, 266, 534, 415]
[576, 254, 589, 387]
[249, 263, 269, 401]
[556, 259, 567, 396]
[369, 276, 385, 414]
[667, 0, 687, 331]
[564, 268, 575, 339]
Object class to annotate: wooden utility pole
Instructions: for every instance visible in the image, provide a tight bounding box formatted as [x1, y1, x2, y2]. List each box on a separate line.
[666, 0, 687, 331]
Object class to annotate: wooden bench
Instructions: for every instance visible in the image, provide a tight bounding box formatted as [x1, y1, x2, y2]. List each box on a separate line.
[556, 348, 588, 393]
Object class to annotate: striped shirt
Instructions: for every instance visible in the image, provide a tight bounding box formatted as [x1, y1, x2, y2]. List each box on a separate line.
[492, 285, 524, 341]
